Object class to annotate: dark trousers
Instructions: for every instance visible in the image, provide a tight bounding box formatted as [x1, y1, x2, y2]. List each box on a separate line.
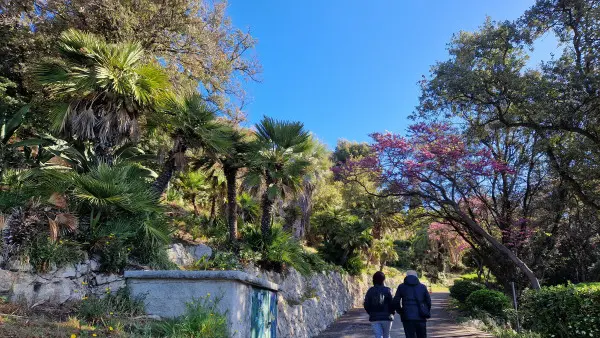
[402, 320, 427, 338]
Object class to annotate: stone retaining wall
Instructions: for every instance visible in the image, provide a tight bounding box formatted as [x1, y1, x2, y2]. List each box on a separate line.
[0, 257, 124, 307]
[244, 266, 403, 338]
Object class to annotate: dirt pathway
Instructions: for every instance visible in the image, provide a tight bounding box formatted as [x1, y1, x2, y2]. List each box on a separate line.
[316, 292, 493, 338]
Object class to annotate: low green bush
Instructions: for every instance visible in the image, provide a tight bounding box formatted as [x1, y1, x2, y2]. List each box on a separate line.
[450, 279, 485, 302]
[77, 288, 145, 323]
[155, 296, 228, 338]
[239, 223, 311, 275]
[465, 289, 511, 318]
[521, 283, 600, 337]
[28, 236, 83, 273]
[192, 251, 240, 271]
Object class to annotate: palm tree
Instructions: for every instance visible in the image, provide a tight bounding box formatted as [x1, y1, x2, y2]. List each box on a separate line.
[249, 117, 311, 240]
[284, 138, 331, 239]
[151, 93, 231, 196]
[174, 170, 209, 216]
[36, 29, 171, 164]
[221, 129, 252, 242]
[0, 105, 28, 178]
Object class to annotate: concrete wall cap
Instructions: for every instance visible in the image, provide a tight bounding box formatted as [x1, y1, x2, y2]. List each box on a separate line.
[124, 270, 278, 291]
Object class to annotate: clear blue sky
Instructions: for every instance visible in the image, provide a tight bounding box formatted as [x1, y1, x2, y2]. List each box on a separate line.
[227, 1, 559, 148]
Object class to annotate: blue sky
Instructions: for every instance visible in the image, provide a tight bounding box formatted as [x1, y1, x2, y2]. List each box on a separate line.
[227, 1, 559, 148]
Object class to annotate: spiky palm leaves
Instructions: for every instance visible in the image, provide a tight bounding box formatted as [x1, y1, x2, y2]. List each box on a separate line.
[36, 29, 171, 163]
[39, 163, 160, 215]
[174, 170, 210, 216]
[248, 117, 311, 240]
[1, 105, 29, 178]
[43, 163, 169, 267]
[1, 201, 79, 267]
[152, 93, 231, 196]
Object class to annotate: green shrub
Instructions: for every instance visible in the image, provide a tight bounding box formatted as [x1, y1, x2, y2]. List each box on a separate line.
[344, 255, 365, 276]
[450, 279, 485, 302]
[98, 237, 129, 273]
[28, 236, 83, 273]
[240, 224, 311, 275]
[192, 252, 240, 271]
[465, 289, 511, 318]
[303, 251, 339, 272]
[77, 288, 145, 323]
[521, 283, 600, 337]
[156, 296, 228, 338]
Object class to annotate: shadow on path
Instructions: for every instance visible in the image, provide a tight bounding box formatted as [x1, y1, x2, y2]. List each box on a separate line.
[316, 292, 493, 338]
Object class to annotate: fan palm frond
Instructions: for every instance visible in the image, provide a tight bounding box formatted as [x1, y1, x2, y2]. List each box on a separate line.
[35, 29, 171, 150]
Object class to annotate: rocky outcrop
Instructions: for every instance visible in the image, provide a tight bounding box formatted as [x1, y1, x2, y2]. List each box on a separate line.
[0, 258, 125, 307]
[166, 243, 213, 266]
[245, 266, 403, 338]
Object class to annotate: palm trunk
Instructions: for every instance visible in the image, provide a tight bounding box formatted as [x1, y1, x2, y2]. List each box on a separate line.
[260, 190, 274, 241]
[152, 137, 186, 197]
[225, 166, 238, 243]
[151, 157, 175, 196]
[94, 142, 114, 166]
[192, 195, 199, 216]
[209, 195, 216, 226]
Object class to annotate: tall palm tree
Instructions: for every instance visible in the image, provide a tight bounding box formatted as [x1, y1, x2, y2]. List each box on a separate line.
[284, 138, 331, 240]
[36, 29, 171, 164]
[249, 117, 311, 240]
[152, 93, 231, 196]
[221, 129, 252, 242]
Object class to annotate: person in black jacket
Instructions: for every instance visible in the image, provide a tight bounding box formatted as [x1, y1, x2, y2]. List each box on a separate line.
[363, 271, 394, 338]
[393, 270, 431, 338]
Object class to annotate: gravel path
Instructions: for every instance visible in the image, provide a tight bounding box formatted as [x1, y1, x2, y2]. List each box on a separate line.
[316, 292, 493, 338]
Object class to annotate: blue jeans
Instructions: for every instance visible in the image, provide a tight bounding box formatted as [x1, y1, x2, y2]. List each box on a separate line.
[371, 320, 392, 338]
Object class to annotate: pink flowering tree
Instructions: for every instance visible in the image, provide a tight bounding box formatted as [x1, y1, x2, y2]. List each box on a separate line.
[428, 221, 469, 266]
[337, 122, 541, 289]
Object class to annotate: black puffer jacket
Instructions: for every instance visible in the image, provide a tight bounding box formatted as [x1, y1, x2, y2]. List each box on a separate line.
[363, 285, 394, 322]
[393, 275, 431, 322]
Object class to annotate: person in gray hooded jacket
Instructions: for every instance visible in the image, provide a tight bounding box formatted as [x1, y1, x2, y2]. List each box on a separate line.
[393, 270, 431, 338]
[363, 271, 394, 338]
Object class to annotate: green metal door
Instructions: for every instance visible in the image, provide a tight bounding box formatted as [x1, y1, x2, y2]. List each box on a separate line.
[250, 288, 277, 338]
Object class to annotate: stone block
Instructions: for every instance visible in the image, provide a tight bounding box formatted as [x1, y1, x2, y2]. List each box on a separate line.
[191, 244, 212, 260]
[0, 269, 15, 293]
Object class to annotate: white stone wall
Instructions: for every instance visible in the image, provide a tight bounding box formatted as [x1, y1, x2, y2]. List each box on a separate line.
[0, 258, 125, 307]
[244, 266, 402, 338]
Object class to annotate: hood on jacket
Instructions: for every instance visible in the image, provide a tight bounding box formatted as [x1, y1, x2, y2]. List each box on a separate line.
[404, 275, 420, 285]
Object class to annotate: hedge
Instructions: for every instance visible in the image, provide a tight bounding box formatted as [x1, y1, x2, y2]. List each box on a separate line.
[450, 279, 485, 302]
[465, 289, 511, 318]
[521, 283, 600, 338]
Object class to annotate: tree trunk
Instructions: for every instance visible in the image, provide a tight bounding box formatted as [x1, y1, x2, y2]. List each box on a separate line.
[151, 157, 175, 196]
[225, 166, 238, 243]
[152, 137, 187, 196]
[209, 195, 216, 227]
[192, 195, 199, 216]
[454, 205, 541, 290]
[260, 189, 274, 240]
[94, 141, 114, 166]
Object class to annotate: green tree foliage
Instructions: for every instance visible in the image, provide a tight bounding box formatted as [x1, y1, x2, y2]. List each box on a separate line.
[2, 0, 259, 117]
[413, 0, 600, 288]
[248, 117, 311, 239]
[152, 93, 231, 195]
[36, 29, 171, 163]
[311, 209, 370, 271]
